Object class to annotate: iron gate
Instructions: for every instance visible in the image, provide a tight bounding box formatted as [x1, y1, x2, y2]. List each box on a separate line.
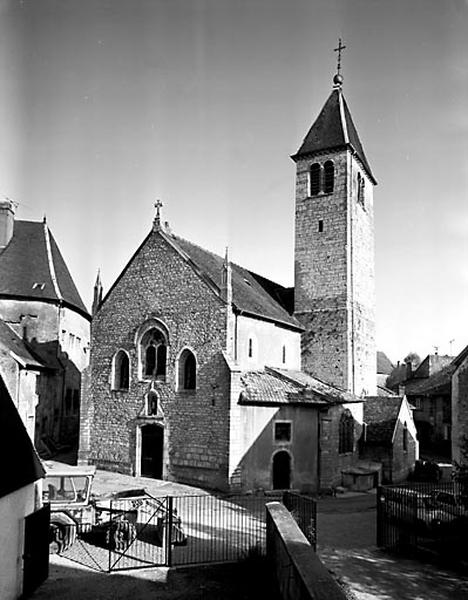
[60, 491, 316, 572]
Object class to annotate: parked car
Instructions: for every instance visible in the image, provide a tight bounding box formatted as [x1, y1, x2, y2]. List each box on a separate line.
[430, 489, 468, 516]
[384, 488, 456, 535]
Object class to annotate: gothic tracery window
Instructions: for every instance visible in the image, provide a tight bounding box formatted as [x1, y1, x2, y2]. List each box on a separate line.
[339, 410, 354, 454]
[140, 328, 167, 380]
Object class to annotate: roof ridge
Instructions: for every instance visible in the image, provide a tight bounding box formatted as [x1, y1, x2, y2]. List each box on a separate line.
[43, 221, 63, 301]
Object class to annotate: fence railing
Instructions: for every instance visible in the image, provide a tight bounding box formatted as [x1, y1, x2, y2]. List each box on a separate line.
[282, 491, 317, 551]
[56, 491, 317, 572]
[377, 481, 468, 564]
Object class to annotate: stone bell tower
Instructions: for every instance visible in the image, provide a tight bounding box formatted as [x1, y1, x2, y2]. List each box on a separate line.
[293, 47, 377, 396]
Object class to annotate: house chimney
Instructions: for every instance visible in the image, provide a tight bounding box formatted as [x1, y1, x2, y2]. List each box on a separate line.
[405, 360, 412, 379]
[0, 197, 15, 249]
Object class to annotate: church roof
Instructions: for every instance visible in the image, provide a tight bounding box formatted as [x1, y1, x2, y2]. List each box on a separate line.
[171, 234, 301, 330]
[0, 319, 45, 370]
[364, 396, 403, 444]
[239, 366, 360, 407]
[0, 375, 44, 499]
[293, 87, 376, 184]
[377, 351, 394, 375]
[0, 220, 89, 319]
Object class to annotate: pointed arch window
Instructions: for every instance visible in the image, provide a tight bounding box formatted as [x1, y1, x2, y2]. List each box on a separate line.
[178, 349, 196, 391]
[324, 161, 334, 193]
[403, 422, 408, 452]
[140, 328, 167, 381]
[339, 410, 354, 454]
[309, 163, 321, 196]
[112, 350, 130, 391]
[282, 345, 286, 364]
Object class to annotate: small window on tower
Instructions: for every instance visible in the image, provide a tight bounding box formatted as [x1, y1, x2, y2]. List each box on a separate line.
[248, 338, 253, 358]
[282, 345, 286, 364]
[318, 219, 324, 233]
[309, 163, 321, 196]
[324, 161, 334, 193]
[357, 173, 365, 207]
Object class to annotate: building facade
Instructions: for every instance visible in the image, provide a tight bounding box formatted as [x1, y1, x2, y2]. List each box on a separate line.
[80, 71, 394, 492]
[0, 199, 91, 450]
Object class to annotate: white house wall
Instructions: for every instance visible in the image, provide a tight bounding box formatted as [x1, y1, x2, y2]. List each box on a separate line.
[235, 314, 301, 370]
[0, 483, 37, 600]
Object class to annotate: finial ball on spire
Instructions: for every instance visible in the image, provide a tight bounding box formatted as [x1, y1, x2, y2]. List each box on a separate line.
[333, 73, 343, 86]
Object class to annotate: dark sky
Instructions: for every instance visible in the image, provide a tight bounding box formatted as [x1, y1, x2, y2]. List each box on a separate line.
[0, 0, 467, 361]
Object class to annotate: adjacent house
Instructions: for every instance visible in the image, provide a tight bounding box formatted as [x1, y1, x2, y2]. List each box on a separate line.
[0, 375, 47, 600]
[0, 318, 46, 440]
[0, 199, 91, 452]
[360, 395, 418, 483]
[452, 344, 468, 466]
[403, 354, 454, 459]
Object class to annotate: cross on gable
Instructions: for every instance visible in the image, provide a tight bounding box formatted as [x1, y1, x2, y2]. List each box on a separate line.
[154, 199, 163, 218]
[334, 38, 346, 75]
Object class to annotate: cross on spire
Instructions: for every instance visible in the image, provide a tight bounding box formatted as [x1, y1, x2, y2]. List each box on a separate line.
[334, 38, 346, 76]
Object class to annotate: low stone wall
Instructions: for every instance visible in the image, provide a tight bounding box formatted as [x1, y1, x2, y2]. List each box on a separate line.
[266, 502, 347, 600]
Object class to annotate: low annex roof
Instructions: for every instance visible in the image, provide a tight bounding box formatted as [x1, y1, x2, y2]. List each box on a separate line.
[0, 220, 89, 319]
[170, 234, 301, 330]
[0, 375, 44, 499]
[239, 366, 360, 407]
[0, 319, 45, 369]
[364, 396, 403, 445]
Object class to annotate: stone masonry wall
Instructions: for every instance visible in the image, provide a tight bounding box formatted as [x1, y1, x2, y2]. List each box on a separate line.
[80, 230, 231, 490]
[452, 355, 468, 465]
[294, 148, 376, 395]
[319, 402, 364, 489]
[294, 149, 350, 391]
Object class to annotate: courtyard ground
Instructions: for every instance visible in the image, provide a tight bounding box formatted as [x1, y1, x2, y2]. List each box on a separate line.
[31, 468, 468, 599]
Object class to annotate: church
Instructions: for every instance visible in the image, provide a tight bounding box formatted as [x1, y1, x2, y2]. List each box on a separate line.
[79, 63, 417, 493]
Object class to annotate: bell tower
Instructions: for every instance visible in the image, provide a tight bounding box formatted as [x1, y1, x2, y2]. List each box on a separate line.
[293, 46, 376, 395]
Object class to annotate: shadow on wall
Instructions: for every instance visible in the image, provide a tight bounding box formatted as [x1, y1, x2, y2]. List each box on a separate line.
[231, 404, 320, 494]
[30, 338, 82, 454]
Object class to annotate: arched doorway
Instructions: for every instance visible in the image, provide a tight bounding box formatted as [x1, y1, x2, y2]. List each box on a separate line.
[272, 451, 291, 490]
[141, 424, 164, 478]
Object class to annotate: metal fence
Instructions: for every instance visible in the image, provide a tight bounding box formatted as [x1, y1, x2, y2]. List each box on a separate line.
[282, 491, 317, 551]
[377, 481, 468, 564]
[58, 491, 317, 572]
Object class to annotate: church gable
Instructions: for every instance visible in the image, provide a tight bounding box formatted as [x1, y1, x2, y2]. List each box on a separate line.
[83, 226, 232, 484]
